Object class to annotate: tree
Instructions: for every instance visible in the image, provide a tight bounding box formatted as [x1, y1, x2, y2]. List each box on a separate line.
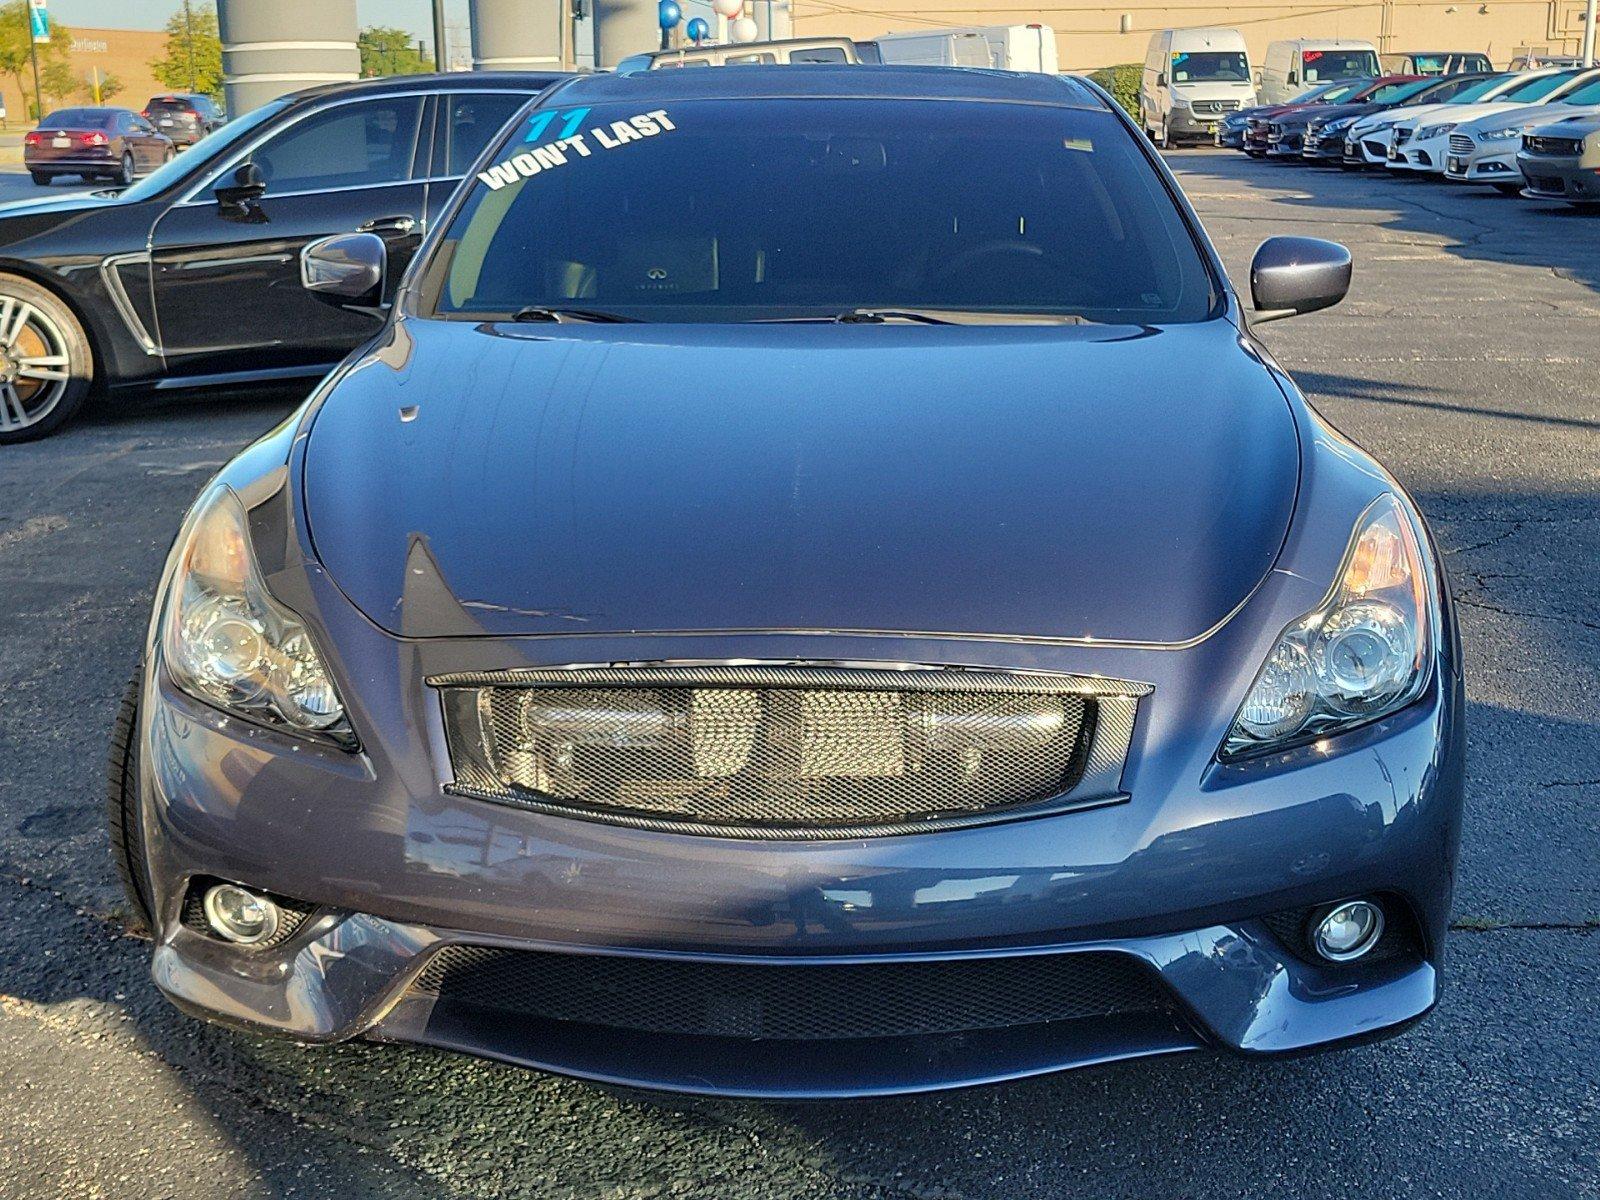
[0, 0, 72, 119]
[150, 1, 223, 101]
[82, 69, 123, 103]
[358, 26, 434, 77]
[40, 58, 75, 106]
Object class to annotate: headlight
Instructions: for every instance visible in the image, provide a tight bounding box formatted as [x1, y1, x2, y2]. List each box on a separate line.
[1321, 117, 1357, 135]
[162, 485, 354, 745]
[1417, 122, 1457, 140]
[1222, 495, 1434, 758]
[1481, 126, 1521, 141]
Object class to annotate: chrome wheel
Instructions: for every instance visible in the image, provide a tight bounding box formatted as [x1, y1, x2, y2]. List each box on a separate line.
[0, 296, 73, 435]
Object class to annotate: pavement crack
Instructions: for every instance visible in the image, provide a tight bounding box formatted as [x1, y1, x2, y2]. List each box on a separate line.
[1451, 919, 1600, 932]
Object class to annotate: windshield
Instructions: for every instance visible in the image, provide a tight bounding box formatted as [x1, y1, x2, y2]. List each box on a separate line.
[119, 100, 285, 203]
[1317, 82, 1367, 102]
[421, 98, 1217, 325]
[1448, 75, 1513, 102]
[1504, 71, 1580, 102]
[1411, 55, 1449, 73]
[41, 108, 114, 128]
[1559, 79, 1600, 104]
[1170, 51, 1249, 83]
[1302, 50, 1380, 82]
[1367, 79, 1431, 103]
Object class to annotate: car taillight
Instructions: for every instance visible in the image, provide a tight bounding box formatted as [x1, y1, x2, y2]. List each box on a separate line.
[84, 131, 108, 146]
[24, 131, 40, 145]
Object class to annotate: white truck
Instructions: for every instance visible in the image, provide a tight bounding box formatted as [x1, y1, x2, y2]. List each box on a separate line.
[1140, 27, 1255, 147]
[869, 25, 1059, 73]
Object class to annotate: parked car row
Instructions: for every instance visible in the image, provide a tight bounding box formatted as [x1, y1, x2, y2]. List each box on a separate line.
[1215, 66, 1600, 207]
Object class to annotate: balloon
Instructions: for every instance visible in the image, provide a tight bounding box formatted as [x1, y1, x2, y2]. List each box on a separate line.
[657, 0, 682, 29]
[730, 14, 758, 41]
[711, 0, 742, 18]
[686, 16, 709, 42]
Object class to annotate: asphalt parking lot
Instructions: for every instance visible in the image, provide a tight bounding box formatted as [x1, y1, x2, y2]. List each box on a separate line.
[0, 149, 1596, 1199]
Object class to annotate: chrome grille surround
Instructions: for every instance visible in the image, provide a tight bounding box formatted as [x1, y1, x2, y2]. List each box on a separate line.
[1447, 133, 1475, 156]
[432, 665, 1150, 839]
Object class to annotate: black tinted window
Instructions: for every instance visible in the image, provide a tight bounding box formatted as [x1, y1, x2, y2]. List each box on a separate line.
[444, 92, 529, 175]
[428, 99, 1215, 324]
[790, 47, 850, 62]
[41, 108, 113, 128]
[221, 96, 422, 195]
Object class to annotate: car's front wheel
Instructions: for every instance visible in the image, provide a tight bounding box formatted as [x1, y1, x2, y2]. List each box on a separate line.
[106, 669, 154, 934]
[0, 273, 96, 442]
[1493, 182, 1522, 195]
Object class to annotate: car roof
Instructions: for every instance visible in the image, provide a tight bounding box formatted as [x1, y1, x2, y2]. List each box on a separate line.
[541, 65, 1107, 109]
[284, 70, 574, 104]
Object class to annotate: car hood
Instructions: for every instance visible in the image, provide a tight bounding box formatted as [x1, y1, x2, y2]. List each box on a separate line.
[1395, 100, 1519, 130]
[1301, 102, 1378, 126]
[1527, 112, 1600, 136]
[302, 318, 1300, 644]
[1472, 102, 1600, 133]
[0, 190, 121, 218]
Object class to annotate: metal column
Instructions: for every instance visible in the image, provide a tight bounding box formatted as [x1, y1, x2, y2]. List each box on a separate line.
[470, 0, 565, 71]
[217, 0, 359, 116]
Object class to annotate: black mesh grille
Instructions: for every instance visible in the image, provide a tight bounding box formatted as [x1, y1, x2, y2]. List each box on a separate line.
[1524, 135, 1583, 156]
[412, 946, 1166, 1040]
[433, 667, 1147, 836]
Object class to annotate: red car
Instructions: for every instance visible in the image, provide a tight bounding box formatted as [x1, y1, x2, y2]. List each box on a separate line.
[24, 106, 174, 187]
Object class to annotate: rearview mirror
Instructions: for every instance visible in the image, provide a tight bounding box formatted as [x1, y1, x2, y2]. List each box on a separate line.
[301, 232, 386, 305]
[1250, 236, 1351, 323]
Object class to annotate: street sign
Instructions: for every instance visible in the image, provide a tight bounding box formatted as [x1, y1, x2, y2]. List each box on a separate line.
[29, 0, 49, 44]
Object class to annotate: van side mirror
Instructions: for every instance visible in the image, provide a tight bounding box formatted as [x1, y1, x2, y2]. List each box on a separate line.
[1250, 236, 1351, 323]
[1157, 71, 1167, 87]
[1286, 70, 1298, 85]
[301, 232, 386, 306]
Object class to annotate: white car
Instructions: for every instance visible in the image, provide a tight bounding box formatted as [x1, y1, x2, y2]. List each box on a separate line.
[1339, 72, 1501, 165]
[1444, 75, 1600, 190]
[1384, 68, 1596, 172]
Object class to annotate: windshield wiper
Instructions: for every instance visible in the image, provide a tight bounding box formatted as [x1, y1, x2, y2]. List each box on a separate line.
[834, 308, 1090, 326]
[509, 306, 640, 323]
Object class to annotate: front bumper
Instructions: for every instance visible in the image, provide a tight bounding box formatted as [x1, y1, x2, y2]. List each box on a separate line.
[1386, 133, 1449, 172]
[1300, 131, 1348, 160]
[1445, 142, 1522, 182]
[1516, 150, 1600, 201]
[135, 572, 1466, 1096]
[1266, 131, 1305, 157]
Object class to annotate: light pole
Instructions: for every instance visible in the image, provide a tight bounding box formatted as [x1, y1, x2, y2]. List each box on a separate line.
[1583, 0, 1597, 68]
[183, 0, 196, 92]
[432, 0, 448, 71]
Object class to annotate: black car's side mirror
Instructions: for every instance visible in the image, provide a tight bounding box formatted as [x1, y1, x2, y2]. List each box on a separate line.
[1157, 71, 1167, 88]
[216, 161, 267, 211]
[301, 232, 386, 307]
[1250, 236, 1351, 323]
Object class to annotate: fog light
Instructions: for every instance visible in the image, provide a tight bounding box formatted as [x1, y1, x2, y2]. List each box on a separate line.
[1313, 899, 1384, 962]
[202, 883, 280, 945]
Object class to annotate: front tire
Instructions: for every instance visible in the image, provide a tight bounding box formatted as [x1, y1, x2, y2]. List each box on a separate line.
[106, 669, 154, 934]
[0, 273, 96, 442]
[1492, 182, 1523, 195]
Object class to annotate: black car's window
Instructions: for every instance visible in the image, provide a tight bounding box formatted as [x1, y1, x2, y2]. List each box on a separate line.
[443, 92, 529, 176]
[122, 100, 285, 203]
[41, 108, 114, 128]
[1417, 75, 1481, 102]
[209, 96, 423, 197]
[1447, 76, 1512, 102]
[148, 97, 197, 115]
[424, 98, 1216, 324]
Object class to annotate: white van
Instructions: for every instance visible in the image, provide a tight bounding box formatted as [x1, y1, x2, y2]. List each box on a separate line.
[1258, 39, 1380, 106]
[1140, 27, 1254, 147]
[872, 25, 1059, 73]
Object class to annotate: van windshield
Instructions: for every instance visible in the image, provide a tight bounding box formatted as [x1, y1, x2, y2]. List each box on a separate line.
[1170, 51, 1249, 83]
[422, 98, 1218, 325]
[1301, 49, 1381, 82]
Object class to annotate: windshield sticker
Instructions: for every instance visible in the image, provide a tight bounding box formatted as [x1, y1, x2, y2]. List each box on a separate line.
[476, 109, 677, 191]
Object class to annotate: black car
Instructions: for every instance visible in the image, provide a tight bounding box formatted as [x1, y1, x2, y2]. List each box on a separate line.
[0, 72, 560, 442]
[1298, 72, 1494, 161]
[143, 93, 226, 148]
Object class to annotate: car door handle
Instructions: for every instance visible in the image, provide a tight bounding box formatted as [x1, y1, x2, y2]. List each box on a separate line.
[358, 215, 417, 235]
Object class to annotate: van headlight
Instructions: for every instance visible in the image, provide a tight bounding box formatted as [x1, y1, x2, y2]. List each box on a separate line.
[1222, 494, 1435, 758]
[161, 485, 354, 746]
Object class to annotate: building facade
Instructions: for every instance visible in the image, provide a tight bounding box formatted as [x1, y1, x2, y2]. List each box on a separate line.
[0, 27, 169, 125]
[792, 0, 1592, 71]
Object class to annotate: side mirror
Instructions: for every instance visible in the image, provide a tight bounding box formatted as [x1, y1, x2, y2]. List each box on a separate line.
[1157, 71, 1167, 87]
[1250, 236, 1351, 323]
[301, 232, 386, 305]
[216, 161, 266, 208]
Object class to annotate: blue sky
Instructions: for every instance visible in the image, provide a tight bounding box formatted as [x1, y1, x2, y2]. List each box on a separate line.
[44, 1, 470, 52]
